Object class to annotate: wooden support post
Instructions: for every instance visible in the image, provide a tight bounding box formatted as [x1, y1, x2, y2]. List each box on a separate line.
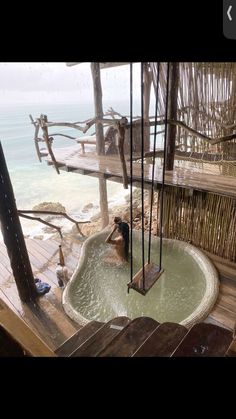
[117, 117, 128, 189]
[143, 62, 152, 152]
[29, 114, 41, 162]
[0, 142, 37, 302]
[41, 114, 60, 174]
[91, 62, 109, 228]
[166, 62, 179, 171]
[91, 62, 105, 156]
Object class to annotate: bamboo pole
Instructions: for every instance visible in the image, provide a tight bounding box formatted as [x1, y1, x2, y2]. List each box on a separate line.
[156, 184, 236, 262]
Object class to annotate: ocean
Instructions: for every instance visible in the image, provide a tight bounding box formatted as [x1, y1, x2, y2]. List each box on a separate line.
[0, 99, 164, 240]
[0, 101, 133, 239]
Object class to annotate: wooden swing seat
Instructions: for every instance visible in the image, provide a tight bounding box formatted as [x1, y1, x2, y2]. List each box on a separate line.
[127, 262, 164, 295]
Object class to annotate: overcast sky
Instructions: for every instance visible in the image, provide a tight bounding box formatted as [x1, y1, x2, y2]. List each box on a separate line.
[0, 62, 142, 105]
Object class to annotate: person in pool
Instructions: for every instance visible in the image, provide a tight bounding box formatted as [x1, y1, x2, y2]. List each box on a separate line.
[104, 217, 129, 264]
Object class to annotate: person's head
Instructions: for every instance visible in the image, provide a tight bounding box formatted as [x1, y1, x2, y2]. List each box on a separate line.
[117, 222, 129, 260]
[114, 216, 122, 225]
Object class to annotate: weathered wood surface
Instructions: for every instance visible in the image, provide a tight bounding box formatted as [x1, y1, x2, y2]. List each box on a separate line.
[45, 145, 236, 199]
[128, 263, 164, 295]
[0, 238, 82, 350]
[166, 62, 179, 170]
[71, 316, 131, 357]
[0, 298, 56, 356]
[55, 320, 104, 357]
[132, 322, 188, 357]
[172, 323, 232, 357]
[99, 317, 159, 357]
[1, 235, 236, 354]
[0, 142, 37, 302]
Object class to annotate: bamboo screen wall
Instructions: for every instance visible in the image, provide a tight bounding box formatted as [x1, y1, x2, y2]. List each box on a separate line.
[154, 186, 236, 262]
[151, 62, 236, 177]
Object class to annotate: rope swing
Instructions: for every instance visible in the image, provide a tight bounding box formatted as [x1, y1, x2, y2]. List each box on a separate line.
[128, 62, 170, 295]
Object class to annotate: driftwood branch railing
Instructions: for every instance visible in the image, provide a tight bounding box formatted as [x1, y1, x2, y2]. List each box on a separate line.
[117, 117, 129, 189]
[18, 212, 63, 238]
[18, 210, 90, 238]
[30, 111, 236, 189]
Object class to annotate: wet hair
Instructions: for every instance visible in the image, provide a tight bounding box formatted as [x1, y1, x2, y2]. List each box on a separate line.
[114, 216, 122, 224]
[117, 222, 129, 260]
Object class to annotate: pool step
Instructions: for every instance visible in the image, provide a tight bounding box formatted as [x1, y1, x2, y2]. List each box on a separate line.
[55, 320, 104, 357]
[132, 322, 188, 357]
[171, 322, 233, 357]
[98, 317, 159, 357]
[55, 317, 235, 357]
[70, 316, 131, 357]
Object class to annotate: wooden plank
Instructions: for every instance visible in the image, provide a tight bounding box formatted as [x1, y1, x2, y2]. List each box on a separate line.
[172, 323, 233, 357]
[55, 320, 104, 356]
[0, 236, 83, 351]
[71, 317, 131, 357]
[0, 299, 55, 356]
[26, 239, 58, 261]
[128, 263, 164, 295]
[203, 250, 236, 273]
[225, 340, 236, 357]
[99, 317, 159, 357]
[45, 150, 236, 199]
[217, 290, 236, 315]
[209, 304, 236, 330]
[132, 322, 188, 357]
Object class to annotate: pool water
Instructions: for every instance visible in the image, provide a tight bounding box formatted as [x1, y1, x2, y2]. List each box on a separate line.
[69, 234, 206, 324]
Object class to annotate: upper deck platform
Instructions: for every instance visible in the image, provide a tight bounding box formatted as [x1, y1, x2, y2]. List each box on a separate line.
[45, 145, 236, 198]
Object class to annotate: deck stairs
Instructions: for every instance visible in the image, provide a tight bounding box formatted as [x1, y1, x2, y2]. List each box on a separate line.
[55, 316, 236, 357]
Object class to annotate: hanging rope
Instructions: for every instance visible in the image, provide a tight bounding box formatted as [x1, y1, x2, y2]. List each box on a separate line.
[141, 63, 145, 291]
[159, 62, 170, 270]
[148, 62, 160, 264]
[129, 62, 133, 288]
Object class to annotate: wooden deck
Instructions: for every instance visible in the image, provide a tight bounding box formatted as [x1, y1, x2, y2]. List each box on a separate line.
[0, 237, 83, 351]
[46, 145, 236, 198]
[0, 234, 236, 353]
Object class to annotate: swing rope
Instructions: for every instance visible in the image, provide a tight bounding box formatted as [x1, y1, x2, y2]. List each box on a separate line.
[129, 63, 133, 287]
[159, 62, 170, 270]
[148, 62, 160, 264]
[141, 63, 145, 291]
[128, 62, 168, 295]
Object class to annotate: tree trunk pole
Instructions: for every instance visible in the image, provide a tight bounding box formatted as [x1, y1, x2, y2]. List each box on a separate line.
[91, 62, 109, 228]
[0, 142, 37, 302]
[166, 62, 179, 170]
[143, 62, 152, 152]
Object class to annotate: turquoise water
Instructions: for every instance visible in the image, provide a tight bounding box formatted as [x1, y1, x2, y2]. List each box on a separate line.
[0, 101, 132, 237]
[70, 235, 206, 324]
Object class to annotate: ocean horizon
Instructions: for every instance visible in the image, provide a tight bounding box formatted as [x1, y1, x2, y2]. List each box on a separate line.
[0, 100, 133, 240]
[0, 99, 163, 240]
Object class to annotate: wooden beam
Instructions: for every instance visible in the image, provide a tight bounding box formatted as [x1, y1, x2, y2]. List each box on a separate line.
[41, 115, 60, 174]
[117, 118, 129, 189]
[29, 114, 42, 162]
[166, 62, 179, 170]
[0, 142, 37, 302]
[90, 62, 109, 228]
[66, 62, 129, 69]
[0, 299, 56, 356]
[143, 63, 152, 152]
[99, 62, 129, 69]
